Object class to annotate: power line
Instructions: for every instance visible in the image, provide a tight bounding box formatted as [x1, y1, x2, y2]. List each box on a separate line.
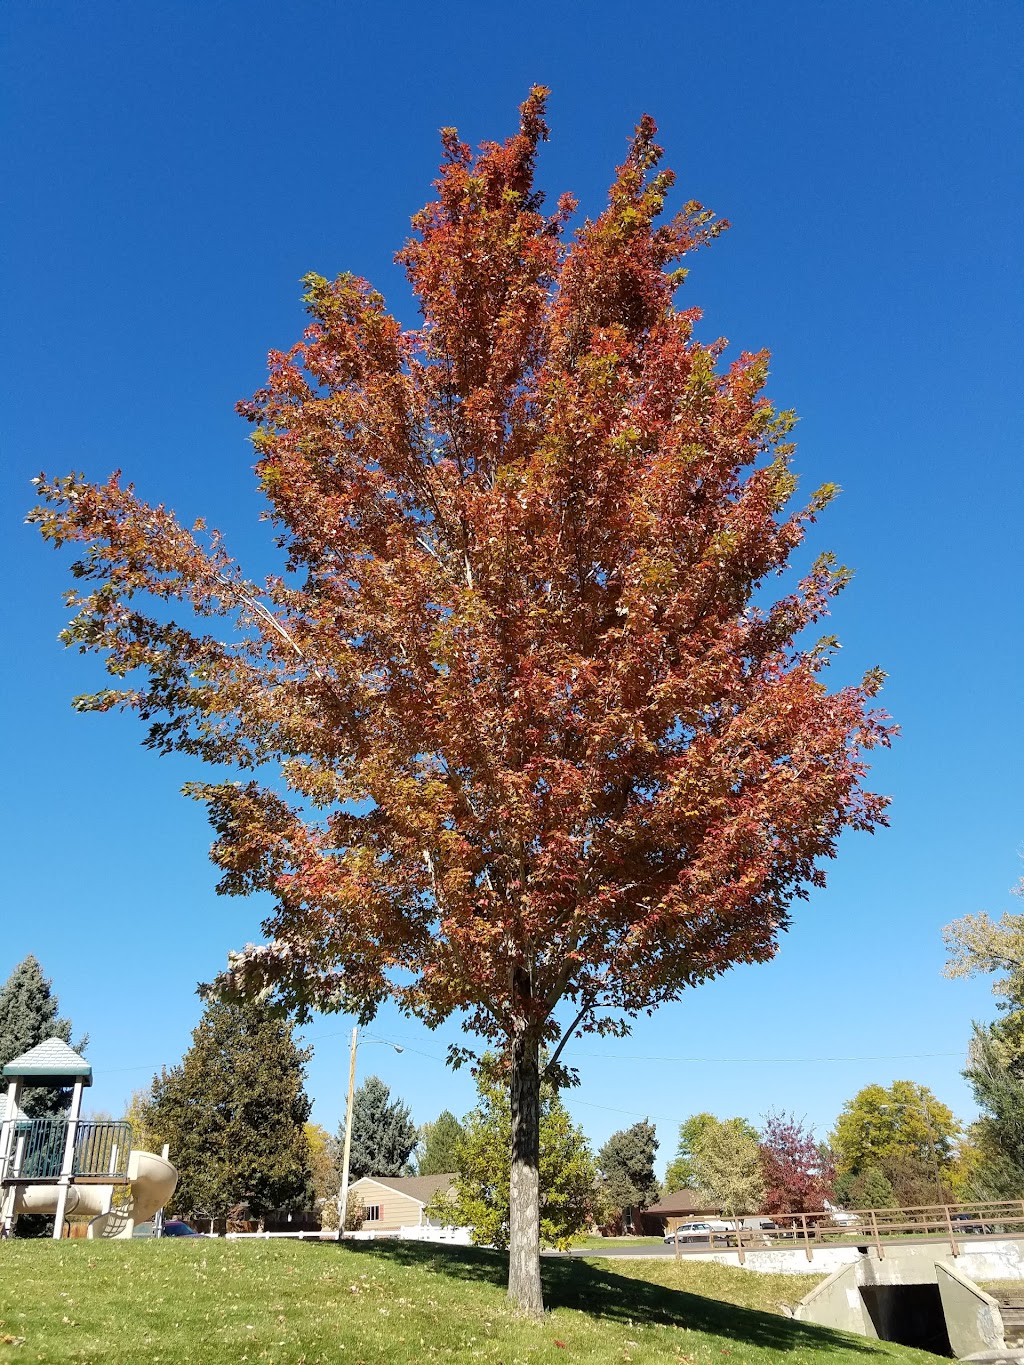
[100, 1042, 962, 1082]
[563, 1049, 964, 1064]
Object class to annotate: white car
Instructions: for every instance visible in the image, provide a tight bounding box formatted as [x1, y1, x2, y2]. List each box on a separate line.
[826, 1210, 861, 1227]
[664, 1220, 732, 1244]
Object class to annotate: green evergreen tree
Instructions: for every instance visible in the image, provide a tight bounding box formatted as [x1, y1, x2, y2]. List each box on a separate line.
[835, 1164, 895, 1210]
[0, 956, 87, 1118]
[427, 1057, 594, 1250]
[417, 1110, 464, 1176]
[964, 1023, 1024, 1197]
[338, 1075, 417, 1180]
[150, 997, 314, 1220]
[596, 1121, 660, 1227]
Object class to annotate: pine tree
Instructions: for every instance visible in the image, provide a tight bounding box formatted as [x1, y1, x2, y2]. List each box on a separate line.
[596, 1121, 660, 1228]
[0, 956, 87, 1118]
[150, 997, 314, 1220]
[417, 1110, 464, 1176]
[964, 1023, 1024, 1197]
[835, 1164, 895, 1210]
[338, 1075, 417, 1180]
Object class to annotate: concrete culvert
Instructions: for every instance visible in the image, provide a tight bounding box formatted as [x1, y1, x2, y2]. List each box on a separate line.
[794, 1250, 1022, 1358]
[859, 1283, 954, 1356]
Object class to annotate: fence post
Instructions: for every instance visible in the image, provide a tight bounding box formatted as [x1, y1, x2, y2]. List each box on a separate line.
[800, 1213, 812, 1262]
[869, 1209, 884, 1260]
[52, 1080, 84, 1240]
[674, 1225, 680, 1263]
[735, 1217, 745, 1266]
[944, 1204, 959, 1257]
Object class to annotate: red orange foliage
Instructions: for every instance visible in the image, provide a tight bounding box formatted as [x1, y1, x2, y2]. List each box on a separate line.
[760, 1111, 836, 1215]
[32, 89, 893, 1309]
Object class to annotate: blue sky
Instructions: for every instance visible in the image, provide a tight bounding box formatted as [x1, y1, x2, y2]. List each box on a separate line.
[1, 1, 1021, 1169]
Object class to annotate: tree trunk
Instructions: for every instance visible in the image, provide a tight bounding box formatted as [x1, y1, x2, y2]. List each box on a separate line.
[507, 1027, 543, 1316]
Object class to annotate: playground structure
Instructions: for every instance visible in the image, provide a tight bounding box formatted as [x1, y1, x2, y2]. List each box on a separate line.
[0, 1038, 177, 1239]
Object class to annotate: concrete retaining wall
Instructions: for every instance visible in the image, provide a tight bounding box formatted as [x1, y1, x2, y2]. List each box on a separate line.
[792, 1262, 876, 1336]
[936, 1262, 1005, 1359]
[790, 1246, 1020, 1358]
[680, 1239, 1024, 1279]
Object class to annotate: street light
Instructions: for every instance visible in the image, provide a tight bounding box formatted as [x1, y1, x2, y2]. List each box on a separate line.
[336, 1028, 404, 1237]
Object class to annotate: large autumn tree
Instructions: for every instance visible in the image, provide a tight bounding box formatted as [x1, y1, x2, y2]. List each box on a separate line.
[31, 90, 892, 1313]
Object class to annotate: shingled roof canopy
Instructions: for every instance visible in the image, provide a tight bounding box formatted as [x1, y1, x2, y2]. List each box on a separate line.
[354, 1173, 456, 1204]
[643, 1188, 721, 1218]
[2, 1038, 92, 1088]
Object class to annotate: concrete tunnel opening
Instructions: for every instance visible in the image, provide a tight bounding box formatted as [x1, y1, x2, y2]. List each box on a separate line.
[858, 1283, 954, 1356]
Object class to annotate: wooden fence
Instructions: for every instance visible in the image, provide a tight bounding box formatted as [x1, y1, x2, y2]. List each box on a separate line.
[671, 1200, 1024, 1264]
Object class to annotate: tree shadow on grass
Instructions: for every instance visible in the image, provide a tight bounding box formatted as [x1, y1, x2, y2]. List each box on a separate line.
[337, 1241, 894, 1357]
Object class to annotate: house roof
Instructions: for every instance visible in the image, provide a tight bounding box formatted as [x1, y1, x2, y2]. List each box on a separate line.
[644, 1188, 721, 1217]
[350, 1173, 456, 1205]
[1, 1038, 92, 1086]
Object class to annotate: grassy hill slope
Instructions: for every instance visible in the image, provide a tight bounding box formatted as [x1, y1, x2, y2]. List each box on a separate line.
[0, 1239, 940, 1363]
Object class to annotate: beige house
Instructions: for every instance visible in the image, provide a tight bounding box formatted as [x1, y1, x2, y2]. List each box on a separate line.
[347, 1173, 456, 1233]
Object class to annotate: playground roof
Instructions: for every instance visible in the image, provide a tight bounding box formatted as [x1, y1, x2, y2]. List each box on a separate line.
[2, 1038, 92, 1087]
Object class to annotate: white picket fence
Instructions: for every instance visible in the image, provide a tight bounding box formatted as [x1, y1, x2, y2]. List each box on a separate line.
[224, 1223, 472, 1244]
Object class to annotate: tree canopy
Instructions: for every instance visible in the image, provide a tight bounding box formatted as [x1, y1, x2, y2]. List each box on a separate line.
[943, 872, 1024, 1199]
[689, 1115, 765, 1216]
[150, 997, 314, 1220]
[962, 1021, 1024, 1198]
[664, 1112, 757, 1193]
[30, 89, 893, 1313]
[304, 1122, 341, 1205]
[830, 1081, 959, 1206]
[759, 1111, 834, 1214]
[595, 1121, 660, 1227]
[417, 1110, 464, 1176]
[944, 877, 1024, 1063]
[339, 1075, 417, 1181]
[0, 956, 87, 1119]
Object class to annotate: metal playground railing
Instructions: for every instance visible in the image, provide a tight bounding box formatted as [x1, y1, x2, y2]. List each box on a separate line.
[3, 1118, 132, 1184]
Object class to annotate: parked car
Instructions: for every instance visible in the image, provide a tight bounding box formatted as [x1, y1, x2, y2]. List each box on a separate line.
[132, 1219, 203, 1239]
[664, 1220, 731, 1244]
[952, 1213, 994, 1234]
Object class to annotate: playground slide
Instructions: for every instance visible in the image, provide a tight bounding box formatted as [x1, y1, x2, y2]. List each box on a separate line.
[11, 1150, 177, 1239]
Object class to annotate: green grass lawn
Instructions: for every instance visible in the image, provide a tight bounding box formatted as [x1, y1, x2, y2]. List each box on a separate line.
[0, 1238, 942, 1363]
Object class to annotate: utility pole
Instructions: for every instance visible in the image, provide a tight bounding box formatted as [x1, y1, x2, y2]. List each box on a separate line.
[337, 1026, 358, 1239]
[333, 1029, 403, 1239]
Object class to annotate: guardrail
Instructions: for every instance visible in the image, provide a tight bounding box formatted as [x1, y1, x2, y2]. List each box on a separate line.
[670, 1201, 1024, 1264]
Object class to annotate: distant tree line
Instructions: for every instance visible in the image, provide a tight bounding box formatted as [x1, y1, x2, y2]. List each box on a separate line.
[9, 886, 1024, 1243]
